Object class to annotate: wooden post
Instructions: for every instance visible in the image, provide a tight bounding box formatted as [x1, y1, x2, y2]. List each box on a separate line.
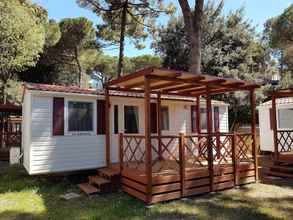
[157, 92, 162, 160]
[144, 76, 152, 204]
[206, 88, 214, 192]
[179, 133, 186, 197]
[105, 87, 110, 167]
[232, 132, 238, 185]
[119, 133, 123, 172]
[250, 89, 258, 181]
[272, 95, 278, 161]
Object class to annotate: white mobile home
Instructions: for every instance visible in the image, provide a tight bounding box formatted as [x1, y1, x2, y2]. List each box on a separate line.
[22, 83, 229, 175]
[258, 97, 293, 152]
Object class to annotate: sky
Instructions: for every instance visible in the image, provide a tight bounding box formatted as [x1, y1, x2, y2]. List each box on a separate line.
[32, 0, 292, 57]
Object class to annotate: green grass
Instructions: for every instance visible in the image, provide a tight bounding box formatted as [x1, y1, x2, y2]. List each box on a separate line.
[1, 166, 293, 220]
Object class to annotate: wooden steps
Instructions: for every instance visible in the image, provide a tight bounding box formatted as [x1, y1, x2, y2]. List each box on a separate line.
[274, 160, 293, 166]
[78, 166, 121, 196]
[78, 183, 100, 195]
[270, 165, 293, 172]
[263, 160, 293, 179]
[265, 170, 293, 179]
[89, 175, 110, 185]
[98, 167, 120, 177]
[0, 149, 9, 161]
[98, 167, 121, 191]
[89, 175, 111, 193]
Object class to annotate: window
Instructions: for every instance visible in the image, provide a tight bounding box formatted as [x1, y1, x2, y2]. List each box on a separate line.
[124, 106, 139, 133]
[161, 106, 170, 130]
[278, 108, 293, 129]
[68, 101, 93, 132]
[200, 108, 207, 130]
[114, 105, 119, 134]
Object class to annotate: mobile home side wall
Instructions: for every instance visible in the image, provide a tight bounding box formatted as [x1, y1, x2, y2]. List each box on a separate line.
[24, 91, 229, 174]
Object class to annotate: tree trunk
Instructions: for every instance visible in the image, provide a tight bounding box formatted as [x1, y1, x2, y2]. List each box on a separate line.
[189, 33, 201, 74]
[117, 1, 128, 77]
[178, 0, 204, 74]
[74, 46, 83, 87]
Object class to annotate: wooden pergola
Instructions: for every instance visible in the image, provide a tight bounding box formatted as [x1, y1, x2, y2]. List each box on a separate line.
[268, 89, 293, 162]
[105, 67, 260, 204]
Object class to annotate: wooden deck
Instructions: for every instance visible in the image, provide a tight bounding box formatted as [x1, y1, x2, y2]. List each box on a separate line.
[119, 161, 256, 204]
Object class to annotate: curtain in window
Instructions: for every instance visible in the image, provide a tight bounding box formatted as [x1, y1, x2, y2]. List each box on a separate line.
[161, 106, 169, 130]
[124, 106, 139, 133]
[68, 102, 93, 131]
[214, 106, 220, 132]
[200, 108, 207, 130]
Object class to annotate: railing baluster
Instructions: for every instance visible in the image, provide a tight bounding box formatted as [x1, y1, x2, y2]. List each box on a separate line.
[232, 132, 238, 186]
[119, 133, 123, 172]
[179, 133, 185, 197]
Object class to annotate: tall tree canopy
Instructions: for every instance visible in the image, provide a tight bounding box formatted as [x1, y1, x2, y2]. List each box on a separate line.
[76, 0, 173, 77]
[91, 54, 161, 88]
[265, 4, 293, 73]
[20, 17, 99, 87]
[153, 2, 268, 125]
[0, 0, 47, 103]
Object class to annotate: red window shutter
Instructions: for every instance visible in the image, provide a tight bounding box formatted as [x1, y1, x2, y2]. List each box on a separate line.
[53, 97, 64, 136]
[150, 103, 157, 133]
[191, 105, 196, 133]
[97, 100, 106, 134]
[269, 108, 273, 130]
[214, 106, 220, 132]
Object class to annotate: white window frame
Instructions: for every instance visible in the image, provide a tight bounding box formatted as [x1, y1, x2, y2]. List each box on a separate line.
[64, 98, 96, 136]
[277, 106, 293, 130]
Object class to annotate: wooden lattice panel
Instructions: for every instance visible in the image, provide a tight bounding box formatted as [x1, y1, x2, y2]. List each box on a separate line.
[235, 133, 254, 162]
[211, 134, 233, 165]
[122, 135, 146, 171]
[184, 135, 208, 167]
[277, 130, 293, 153]
[151, 136, 180, 172]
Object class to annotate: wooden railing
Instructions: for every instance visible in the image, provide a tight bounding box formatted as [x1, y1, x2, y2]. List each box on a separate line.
[119, 134, 146, 172]
[150, 135, 180, 172]
[235, 132, 254, 163]
[184, 134, 209, 168]
[276, 130, 293, 153]
[119, 132, 255, 173]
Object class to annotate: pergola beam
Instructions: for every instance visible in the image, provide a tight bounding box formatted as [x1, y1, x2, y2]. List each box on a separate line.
[147, 75, 206, 85]
[188, 84, 259, 96]
[124, 72, 183, 89]
[150, 82, 180, 90]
